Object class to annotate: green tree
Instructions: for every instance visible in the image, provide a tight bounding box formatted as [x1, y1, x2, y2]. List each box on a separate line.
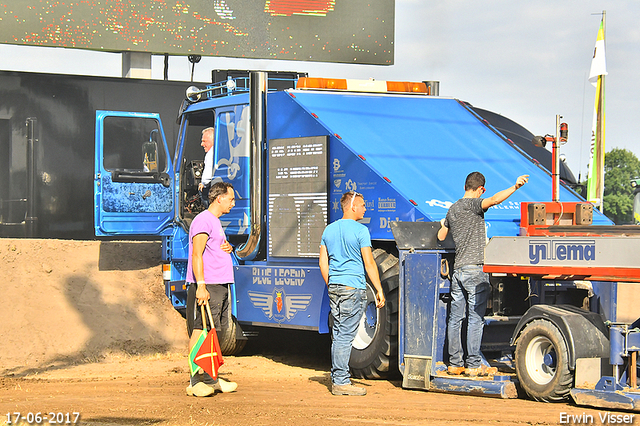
[602, 148, 640, 224]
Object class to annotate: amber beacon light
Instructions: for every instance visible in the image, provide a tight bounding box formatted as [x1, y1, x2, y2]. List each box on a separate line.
[296, 77, 429, 94]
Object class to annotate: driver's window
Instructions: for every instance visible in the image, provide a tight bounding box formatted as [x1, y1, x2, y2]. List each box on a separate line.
[180, 110, 216, 219]
[103, 116, 166, 172]
[183, 110, 215, 164]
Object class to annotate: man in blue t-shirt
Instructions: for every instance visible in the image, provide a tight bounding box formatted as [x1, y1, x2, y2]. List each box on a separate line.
[438, 172, 528, 377]
[319, 191, 386, 396]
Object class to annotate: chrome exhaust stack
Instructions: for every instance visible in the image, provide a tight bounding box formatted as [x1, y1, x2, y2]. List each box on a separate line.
[236, 71, 266, 260]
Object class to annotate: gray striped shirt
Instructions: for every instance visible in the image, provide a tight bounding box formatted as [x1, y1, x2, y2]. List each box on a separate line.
[443, 197, 487, 269]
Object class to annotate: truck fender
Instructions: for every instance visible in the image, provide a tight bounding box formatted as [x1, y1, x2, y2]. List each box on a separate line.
[510, 304, 609, 369]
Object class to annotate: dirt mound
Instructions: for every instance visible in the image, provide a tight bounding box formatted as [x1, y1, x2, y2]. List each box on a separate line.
[0, 239, 188, 375]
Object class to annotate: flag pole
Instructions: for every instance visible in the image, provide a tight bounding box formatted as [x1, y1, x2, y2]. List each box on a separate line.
[587, 10, 607, 213]
[599, 10, 606, 213]
[553, 115, 560, 202]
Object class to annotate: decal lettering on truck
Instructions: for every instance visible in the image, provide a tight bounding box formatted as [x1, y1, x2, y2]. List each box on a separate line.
[426, 199, 453, 209]
[345, 179, 357, 192]
[528, 240, 596, 264]
[380, 217, 399, 229]
[377, 197, 396, 211]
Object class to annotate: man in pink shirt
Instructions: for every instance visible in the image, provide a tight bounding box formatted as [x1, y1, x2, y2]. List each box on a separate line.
[185, 181, 238, 397]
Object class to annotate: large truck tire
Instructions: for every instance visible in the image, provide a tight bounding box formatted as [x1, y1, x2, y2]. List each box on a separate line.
[219, 310, 247, 356]
[349, 248, 399, 379]
[185, 287, 246, 356]
[514, 319, 574, 402]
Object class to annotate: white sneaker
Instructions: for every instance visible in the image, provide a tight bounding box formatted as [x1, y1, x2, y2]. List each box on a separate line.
[186, 382, 215, 397]
[214, 377, 238, 393]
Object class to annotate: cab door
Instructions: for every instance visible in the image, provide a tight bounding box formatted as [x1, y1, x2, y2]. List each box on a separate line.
[94, 111, 174, 236]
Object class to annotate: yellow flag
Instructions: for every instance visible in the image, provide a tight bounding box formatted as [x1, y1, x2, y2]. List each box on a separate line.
[587, 17, 606, 207]
[588, 20, 607, 85]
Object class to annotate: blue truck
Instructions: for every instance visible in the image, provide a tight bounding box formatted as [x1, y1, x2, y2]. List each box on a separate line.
[94, 71, 639, 409]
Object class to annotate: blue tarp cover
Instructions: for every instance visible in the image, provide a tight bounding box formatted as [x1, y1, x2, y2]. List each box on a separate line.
[289, 90, 611, 236]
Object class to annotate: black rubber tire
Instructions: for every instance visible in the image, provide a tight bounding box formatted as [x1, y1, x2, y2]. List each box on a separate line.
[186, 286, 246, 356]
[219, 309, 247, 356]
[177, 307, 187, 319]
[514, 319, 574, 402]
[349, 248, 399, 380]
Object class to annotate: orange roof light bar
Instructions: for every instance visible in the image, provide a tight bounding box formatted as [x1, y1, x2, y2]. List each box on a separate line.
[386, 81, 428, 93]
[297, 77, 347, 90]
[296, 77, 428, 94]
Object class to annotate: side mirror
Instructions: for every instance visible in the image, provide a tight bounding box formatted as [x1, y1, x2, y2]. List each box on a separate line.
[531, 135, 546, 148]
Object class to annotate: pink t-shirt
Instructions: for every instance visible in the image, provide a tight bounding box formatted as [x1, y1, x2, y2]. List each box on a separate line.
[186, 210, 234, 284]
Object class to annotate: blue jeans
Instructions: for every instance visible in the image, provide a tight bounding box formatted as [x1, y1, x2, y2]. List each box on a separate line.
[328, 284, 367, 386]
[447, 265, 490, 369]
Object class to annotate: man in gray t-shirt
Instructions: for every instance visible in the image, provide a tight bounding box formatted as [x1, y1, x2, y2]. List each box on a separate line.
[438, 172, 528, 376]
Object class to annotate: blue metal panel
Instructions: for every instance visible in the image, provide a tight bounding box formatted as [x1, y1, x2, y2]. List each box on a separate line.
[399, 249, 452, 378]
[400, 251, 447, 370]
[288, 91, 612, 237]
[266, 92, 330, 141]
[571, 388, 640, 411]
[591, 280, 617, 321]
[169, 226, 190, 262]
[628, 330, 640, 350]
[327, 141, 427, 241]
[96, 212, 174, 236]
[233, 264, 328, 329]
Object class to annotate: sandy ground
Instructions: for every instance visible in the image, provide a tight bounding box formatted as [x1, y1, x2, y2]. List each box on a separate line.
[0, 239, 626, 425]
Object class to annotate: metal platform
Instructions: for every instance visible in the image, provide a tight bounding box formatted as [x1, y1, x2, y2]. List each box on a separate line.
[571, 388, 640, 412]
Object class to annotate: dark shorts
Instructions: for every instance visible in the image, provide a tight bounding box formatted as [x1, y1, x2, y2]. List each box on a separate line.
[186, 283, 229, 337]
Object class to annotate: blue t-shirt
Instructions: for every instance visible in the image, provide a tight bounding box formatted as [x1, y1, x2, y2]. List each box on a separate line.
[320, 219, 372, 289]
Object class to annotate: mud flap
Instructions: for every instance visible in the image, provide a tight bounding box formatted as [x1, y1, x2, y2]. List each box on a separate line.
[402, 355, 432, 390]
[511, 304, 609, 369]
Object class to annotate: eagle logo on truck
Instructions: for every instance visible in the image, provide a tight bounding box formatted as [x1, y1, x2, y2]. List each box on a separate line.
[248, 289, 313, 323]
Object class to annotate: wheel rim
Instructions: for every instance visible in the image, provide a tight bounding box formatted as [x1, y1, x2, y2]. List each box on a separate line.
[525, 335, 557, 385]
[352, 284, 378, 350]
